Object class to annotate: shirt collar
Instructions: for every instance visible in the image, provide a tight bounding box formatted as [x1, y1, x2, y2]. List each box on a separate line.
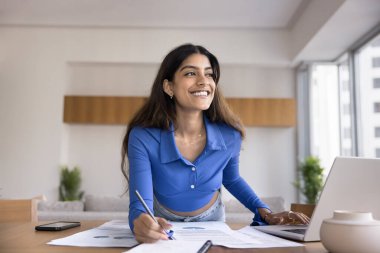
[160, 126, 179, 163]
[160, 115, 227, 164]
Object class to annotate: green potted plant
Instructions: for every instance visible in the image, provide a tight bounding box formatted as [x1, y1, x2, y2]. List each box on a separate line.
[59, 166, 84, 201]
[292, 156, 324, 217]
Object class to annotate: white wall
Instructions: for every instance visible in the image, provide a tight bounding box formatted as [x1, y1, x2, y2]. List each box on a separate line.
[0, 26, 297, 208]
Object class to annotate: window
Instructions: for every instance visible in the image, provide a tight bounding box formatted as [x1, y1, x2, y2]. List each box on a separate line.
[375, 102, 380, 113]
[338, 60, 354, 157]
[343, 128, 352, 139]
[373, 57, 380, 68]
[342, 148, 352, 156]
[374, 78, 380, 88]
[375, 127, 380, 138]
[309, 64, 340, 169]
[354, 33, 380, 157]
[298, 31, 380, 164]
[343, 104, 351, 114]
[342, 80, 350, 91]
[373, 36, 380, 47]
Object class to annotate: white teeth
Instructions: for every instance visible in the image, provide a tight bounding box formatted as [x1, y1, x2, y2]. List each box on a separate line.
[191, 91, 208, 96]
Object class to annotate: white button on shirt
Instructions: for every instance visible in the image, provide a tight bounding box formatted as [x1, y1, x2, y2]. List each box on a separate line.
[192, 167, 196, 171]
[190, 185, 195, 189]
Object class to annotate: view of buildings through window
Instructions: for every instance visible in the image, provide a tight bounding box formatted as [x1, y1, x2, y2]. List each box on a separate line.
[338, 60, 354, 157]
[309, 64, 340, 171]
[305, 32, 380, 171]
[356, 34, 380, 158]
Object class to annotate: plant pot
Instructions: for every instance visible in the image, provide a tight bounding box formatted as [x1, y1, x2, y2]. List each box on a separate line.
[290, 203, 316, 218]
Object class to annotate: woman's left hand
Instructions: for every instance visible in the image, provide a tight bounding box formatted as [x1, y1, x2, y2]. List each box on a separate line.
[264, 211, 310, 225]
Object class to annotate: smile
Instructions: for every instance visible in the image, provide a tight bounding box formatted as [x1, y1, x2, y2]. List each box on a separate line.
[190, 90, 210, 96]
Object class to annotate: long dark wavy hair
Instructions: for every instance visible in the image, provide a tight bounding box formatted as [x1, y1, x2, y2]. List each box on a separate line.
[121, 43, 245, 184]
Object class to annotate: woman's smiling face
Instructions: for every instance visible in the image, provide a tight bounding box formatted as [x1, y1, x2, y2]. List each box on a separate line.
[164, 53, 216, 112]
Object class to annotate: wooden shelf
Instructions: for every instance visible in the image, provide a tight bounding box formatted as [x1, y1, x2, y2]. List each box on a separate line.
[63, 96, 296, 127]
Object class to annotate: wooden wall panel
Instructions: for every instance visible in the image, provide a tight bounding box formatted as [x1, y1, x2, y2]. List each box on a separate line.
[64, 96, 147, 124]
[63, 96, 296, 127]
[227, 98, 296, 127]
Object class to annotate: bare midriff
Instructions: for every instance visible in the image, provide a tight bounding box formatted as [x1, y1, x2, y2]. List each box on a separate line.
[165, 191, 219, 217]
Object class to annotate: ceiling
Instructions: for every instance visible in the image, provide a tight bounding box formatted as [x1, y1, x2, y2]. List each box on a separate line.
[0, 0, 379, 64]
[0, 0, 307, 29]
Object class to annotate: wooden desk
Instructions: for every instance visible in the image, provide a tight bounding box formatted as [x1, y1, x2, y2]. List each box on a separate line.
[0, 221, 327, 253]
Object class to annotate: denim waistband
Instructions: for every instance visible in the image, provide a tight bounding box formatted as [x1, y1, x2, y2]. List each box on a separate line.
[153, 192, 225, 222]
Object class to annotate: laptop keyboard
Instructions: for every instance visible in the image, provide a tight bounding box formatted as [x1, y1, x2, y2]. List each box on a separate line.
[282, 228, 307, 235]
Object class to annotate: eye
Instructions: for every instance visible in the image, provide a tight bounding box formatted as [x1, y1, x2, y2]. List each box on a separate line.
[184, 71, 196, 76]
[206, 72, 215, 79]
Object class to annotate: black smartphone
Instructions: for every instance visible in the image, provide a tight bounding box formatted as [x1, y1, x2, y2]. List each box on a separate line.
[35, 221, 81, 231]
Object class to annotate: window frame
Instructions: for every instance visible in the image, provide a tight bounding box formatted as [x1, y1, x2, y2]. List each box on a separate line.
[297, 24, 380, 161]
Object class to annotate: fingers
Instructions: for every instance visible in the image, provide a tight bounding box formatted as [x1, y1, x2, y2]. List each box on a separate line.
[157, 217, 173, 231]
[267, 211, 311, 225]
[288, 210, 310, 224]
[291, 211, 311, 224]
[133, 213, 169, 243]
[265, 213, 284, 225]
[135, 233, 166, 244]
[271, 216, 284, 225]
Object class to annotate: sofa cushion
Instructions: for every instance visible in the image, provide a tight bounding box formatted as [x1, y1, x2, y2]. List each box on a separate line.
[38, 211, 129, 221]
[84, 195, 129, 212]
[261, 196, 286, 213]
[223, 196, 285, 223]
[38, 200, 84, 212]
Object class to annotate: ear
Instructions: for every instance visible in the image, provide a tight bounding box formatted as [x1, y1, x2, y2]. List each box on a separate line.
[163, 79, 174, 97]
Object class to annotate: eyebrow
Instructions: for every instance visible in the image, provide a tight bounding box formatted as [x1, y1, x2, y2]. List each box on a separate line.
[179, 65, 213, 72]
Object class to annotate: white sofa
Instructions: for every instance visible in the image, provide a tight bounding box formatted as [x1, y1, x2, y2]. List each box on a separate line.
[38, 195, 130, 221]
[38, 195, 285, 223]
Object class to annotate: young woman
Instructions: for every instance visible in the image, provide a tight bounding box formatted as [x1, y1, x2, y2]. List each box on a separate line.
[121, 44, 309, 243]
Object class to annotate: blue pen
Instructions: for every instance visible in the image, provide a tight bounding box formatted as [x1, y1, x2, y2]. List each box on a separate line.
[135, 190, 175, 240]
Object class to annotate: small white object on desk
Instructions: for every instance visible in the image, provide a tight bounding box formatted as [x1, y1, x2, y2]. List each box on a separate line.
[320, 210, 380, 253]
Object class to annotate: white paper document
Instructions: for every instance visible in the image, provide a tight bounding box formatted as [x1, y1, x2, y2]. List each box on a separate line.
[127, 240, 207, 253]
[126, 222, 302, 253]
[169, 221, 256, 248]
[47, 220, 138, 248]
[48, 220, 302, 251]
[237, 226, 304, 248]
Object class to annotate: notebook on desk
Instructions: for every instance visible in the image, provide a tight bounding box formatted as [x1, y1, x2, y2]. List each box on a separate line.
[255, 157, 380, 242]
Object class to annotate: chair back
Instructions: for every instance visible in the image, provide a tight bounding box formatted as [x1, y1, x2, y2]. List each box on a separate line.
[0, 199, 38, 222]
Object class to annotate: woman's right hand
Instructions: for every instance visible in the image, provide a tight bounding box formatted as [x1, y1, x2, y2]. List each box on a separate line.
[133, 213, 172, 243]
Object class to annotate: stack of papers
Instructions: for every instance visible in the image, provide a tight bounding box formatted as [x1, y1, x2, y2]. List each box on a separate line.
[47, 220, 303, 252]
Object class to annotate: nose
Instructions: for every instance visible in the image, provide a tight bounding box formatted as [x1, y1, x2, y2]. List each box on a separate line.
[197, 73, 208, 86]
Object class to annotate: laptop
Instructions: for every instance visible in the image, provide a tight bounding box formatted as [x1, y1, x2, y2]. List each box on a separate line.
[255, 157, 380, 241]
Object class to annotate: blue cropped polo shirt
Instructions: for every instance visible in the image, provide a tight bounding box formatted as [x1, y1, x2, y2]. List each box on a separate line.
[127, 116, 269, 231]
